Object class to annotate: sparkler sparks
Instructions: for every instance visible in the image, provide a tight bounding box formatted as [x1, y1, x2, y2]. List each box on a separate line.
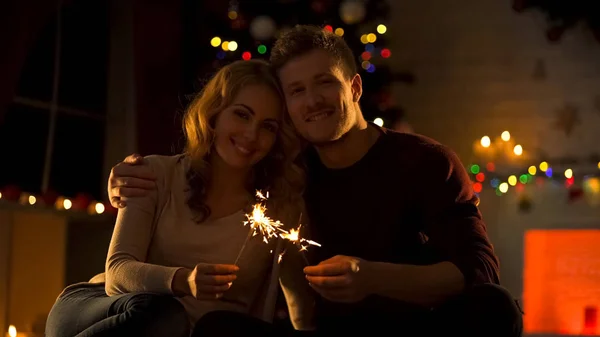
[234, 191, 321, 265]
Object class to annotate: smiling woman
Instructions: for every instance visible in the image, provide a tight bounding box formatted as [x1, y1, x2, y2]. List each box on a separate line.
[45, 60, 312, 337]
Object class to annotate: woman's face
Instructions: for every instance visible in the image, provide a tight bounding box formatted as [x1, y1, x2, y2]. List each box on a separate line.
[213, 84, 282, 169]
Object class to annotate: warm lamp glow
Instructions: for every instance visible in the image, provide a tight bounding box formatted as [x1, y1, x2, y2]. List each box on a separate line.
[63, 199, 72, 210]
[480, 136, 491, 148]
[8, 325, 16, 337]
[28, 195, 36, 205]
[501, 130, 511, 141]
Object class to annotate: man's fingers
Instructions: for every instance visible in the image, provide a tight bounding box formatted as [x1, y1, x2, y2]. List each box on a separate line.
[114, 177, 156, 190]
[110, 197, 125, 209]
[304, 262, 351, 276]
[123, 153, 144, 165]
[306, 275, 351, 288]
[196, 274, 237, 286]
[112, 161, 157, 180]
[111, 187, 149, 198]
[197, 263, 240, 275]
[197, 283, 232, 294]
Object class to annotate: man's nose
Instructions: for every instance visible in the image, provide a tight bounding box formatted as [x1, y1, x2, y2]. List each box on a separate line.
[306, 87, 324, 107]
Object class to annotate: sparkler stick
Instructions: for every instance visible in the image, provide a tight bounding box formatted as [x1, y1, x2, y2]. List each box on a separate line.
[234, 226, 254, 266]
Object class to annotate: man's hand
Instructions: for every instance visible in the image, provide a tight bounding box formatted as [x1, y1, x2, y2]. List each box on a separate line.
[108, 154, 157, 208]
[304, 255, 371, 303]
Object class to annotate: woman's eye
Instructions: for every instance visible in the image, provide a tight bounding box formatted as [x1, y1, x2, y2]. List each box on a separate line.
[264, 123, 278, 133]
[234, 110, 250, 120]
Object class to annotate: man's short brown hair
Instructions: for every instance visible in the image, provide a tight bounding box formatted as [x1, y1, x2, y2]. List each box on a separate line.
[270, 25, 358, 79]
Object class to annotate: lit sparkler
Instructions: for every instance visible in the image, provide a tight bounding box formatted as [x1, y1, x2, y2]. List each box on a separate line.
[234, 191, 320, 266]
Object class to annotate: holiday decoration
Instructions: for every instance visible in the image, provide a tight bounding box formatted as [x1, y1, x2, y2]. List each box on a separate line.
[512, 0, 600, 44]
[468, 130, 600, 207]
[518, 194, 533, 213]
[0, 185, 114, 216]
[249, 15, 277, 40]
[532, 58, 546, 81]
[339, 0, 366, 24]
[553, 103, 580, 137]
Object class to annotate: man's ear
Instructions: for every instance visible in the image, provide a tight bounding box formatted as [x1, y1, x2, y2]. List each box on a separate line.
[351, 73, 363, 102]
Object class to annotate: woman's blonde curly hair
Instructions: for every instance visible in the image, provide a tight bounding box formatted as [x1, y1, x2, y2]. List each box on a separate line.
[182, 59, 305, 225]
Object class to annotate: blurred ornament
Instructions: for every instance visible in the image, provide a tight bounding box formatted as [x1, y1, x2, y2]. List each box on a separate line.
[568, 187, 585, 203]
[41, 190, 59, 206]
[532, 58, 546, 81]
[250, 15, 277, 40]
[546, 26, 565, 42]
[512, 0, 530, 12]
[553, 103, 580, 137]
[518, 195, 533, 213]
[1, 185, 21, 201]
[311, 0, 327, 14]
[72, 193, 92, 211]
[231, 13, 248, 30]
[584, 177, 600, 206]
[339, 0, 366, 25]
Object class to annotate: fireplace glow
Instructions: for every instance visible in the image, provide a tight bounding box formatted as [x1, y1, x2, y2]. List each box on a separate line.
[524, 229, 600, 335]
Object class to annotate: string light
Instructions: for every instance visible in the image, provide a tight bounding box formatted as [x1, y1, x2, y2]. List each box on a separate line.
[508, 175, 517, 186]
[28, 195, 36, 205]
[564, 168, 573, 179]
[366, 33, 377, 43]
[210, 37, 221, 47]
[377, 24, 387, 34]
[334, 27, 344, 36]
[480, 136, 491, 148]
[513, 144, 523, 156]
[499, 182, 509, 193]
[228, 41, 238, 51]
[501, 131, 511, 141]
[373, 117, 384, 127]
[528, 166, 537, 175]
[540, 161, 549, 172]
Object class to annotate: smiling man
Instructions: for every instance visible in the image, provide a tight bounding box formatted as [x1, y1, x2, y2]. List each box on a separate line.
[107, 26, 523, 337]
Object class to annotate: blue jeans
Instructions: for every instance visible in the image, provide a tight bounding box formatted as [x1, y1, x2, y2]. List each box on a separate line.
[45, 283, 190, 337]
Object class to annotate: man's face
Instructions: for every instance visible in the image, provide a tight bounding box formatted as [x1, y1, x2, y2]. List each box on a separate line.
[278, 49, 362, 144]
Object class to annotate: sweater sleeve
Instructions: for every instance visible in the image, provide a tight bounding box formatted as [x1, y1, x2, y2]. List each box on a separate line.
[419, 144, 500, 287]
[104, 155, 182, 296]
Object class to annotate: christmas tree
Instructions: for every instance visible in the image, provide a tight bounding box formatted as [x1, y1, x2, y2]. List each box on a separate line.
[181, 0, 414, 126]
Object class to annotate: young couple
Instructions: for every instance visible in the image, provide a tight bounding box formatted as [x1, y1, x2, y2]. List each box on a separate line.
[46, 25, 523, 337]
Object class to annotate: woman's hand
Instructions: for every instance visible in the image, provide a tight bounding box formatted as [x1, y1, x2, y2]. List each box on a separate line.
[173, 264, 239, 299]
